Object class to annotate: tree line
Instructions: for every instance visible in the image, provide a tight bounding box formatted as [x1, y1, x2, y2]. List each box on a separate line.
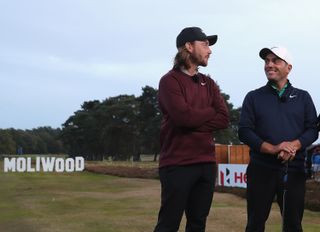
[60, 86, 241, 161]
[0, 127, 65, 154]
[0, 86, 241, 161]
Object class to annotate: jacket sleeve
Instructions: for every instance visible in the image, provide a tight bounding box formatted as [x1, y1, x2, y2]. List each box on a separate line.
[238, 92, 264, 152]
[297, 92, 319, 149]
[195, 81, 229, 132]
[158, 75, 216, 128]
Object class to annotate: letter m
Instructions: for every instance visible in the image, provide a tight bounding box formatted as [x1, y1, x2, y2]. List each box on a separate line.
[4, 158, 16, 172]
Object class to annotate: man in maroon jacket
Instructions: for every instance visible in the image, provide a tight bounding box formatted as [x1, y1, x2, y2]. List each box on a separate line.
[153, 27, 229, 232]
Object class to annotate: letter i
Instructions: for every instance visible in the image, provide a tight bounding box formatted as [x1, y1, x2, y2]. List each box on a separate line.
[36, 157, 40, 172]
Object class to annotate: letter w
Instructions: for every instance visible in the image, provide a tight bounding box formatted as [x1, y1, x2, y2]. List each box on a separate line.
[41, 157, 55, 172]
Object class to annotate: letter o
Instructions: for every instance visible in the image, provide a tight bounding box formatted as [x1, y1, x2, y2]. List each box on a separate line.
[65, 158, 75, 172]
[17, 158, 26, 172]
[55, 158, 64, 172]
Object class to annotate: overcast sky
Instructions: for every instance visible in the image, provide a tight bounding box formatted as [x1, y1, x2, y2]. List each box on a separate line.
[1, 0, 320, 129]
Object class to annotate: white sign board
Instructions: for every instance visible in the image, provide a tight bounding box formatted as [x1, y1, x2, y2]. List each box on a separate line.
[3, 156, 85, 172]
[218, 164, 248, 188]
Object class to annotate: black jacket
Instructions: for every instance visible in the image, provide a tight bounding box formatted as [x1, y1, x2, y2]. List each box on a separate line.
[238, 82, 318, 171]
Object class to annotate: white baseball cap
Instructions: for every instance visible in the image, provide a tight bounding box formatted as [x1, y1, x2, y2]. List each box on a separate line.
[259, 46, 292, 65]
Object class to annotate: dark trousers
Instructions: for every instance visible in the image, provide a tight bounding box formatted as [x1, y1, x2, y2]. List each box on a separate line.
[245, 163, 306, 232]
[154, 163, 217, 232]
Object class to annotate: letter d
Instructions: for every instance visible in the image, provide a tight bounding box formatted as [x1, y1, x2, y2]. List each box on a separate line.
[75, 157, 84, 171]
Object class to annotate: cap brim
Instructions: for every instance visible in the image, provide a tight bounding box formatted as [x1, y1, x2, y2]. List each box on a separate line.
[259, 48, 273, 60]
[207, 35, 218, 46]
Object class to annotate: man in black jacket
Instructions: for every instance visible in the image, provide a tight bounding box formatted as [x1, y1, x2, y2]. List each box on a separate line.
[238, 46, 318, 232]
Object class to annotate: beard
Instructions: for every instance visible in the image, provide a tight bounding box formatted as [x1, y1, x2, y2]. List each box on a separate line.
[190, 53, 208, 67]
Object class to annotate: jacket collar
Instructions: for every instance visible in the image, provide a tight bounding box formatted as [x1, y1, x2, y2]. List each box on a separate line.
[266, 80, 292, 97]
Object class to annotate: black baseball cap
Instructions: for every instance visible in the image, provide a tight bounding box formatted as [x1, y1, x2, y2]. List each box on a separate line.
[176, 27, 218, 48]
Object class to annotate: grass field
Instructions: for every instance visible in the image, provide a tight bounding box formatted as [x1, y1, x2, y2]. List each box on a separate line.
[0, 160, 320, 232]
